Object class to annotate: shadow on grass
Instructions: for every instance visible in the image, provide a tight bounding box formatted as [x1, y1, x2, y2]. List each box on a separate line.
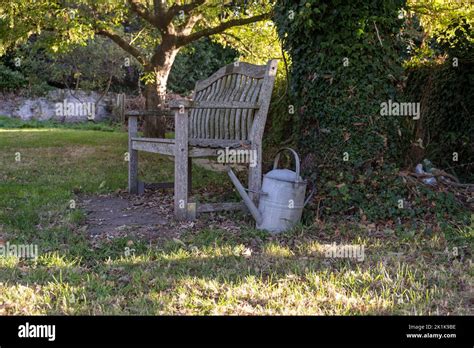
[0, 232, 439, 315]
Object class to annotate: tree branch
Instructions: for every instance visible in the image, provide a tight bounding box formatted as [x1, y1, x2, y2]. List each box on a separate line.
[153, 0, 169, 28]
[169, 0, 207, 18]
[96, 29, 146, 65]
[177, 11, 271, 47]
[180, 13, 204, 36]
[155, 0, 207, 31]
[220, 32, 252, 55]
[127, 0, 156, 26]
[154, 0, 167, 14]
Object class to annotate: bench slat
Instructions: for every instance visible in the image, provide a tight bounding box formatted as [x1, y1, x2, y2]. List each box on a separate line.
[131, 137, 250, 148]
[195, 62, 267, 91]
[125, 110, 173, 117]
[128, 61, 275, 145]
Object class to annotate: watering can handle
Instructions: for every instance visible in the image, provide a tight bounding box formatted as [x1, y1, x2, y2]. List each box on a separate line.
[273, 147, 301, 182]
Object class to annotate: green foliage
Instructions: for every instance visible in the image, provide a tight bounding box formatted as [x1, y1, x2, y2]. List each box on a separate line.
[265, 69, 294, 146]
[1, 0, 276, 105]
[273, 1, 471, 223]
[0, 0, 273, 66]
[407, 0, 473, 51]
[400, 5, 473, 182]
[301, 163, 468, 224]
[274, 0, 411, 221]
[4, 35, 140, 94]
[404, 54, 473, 182]
[0, 0, 97, 56]
[167, 38, 238, 95]
[0, 62, 27, 91]
[0, 116, 120, 131]
[402, 15, 473, 68]
[213, 15, 280, 65]
[435, 16, 473, 60]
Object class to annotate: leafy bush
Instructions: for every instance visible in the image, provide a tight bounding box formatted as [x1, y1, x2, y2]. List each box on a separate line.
[1, 35, 141, 95]
[2, 35, 237, 97]
[404, 60, 473, 182]
[299, 161, 469, 226]
[403, 16, 474, 182]
[0, 63, 27, 91]
[167, 38, 238, 95]
[274, 0, 412, 221]
[264, 64, 295, 147]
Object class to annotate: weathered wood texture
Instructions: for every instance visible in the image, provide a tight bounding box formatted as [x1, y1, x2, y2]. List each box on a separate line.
[117, 93, 126, 123]
[128, 60, 278, 220]
[128, 116, 138, 194]
[248, 59, 278, 203]
[126, 110, 174, 117]
[174, 108, 189, 220]
[188, 62, 269, 142]
[132, 137, 250, 148]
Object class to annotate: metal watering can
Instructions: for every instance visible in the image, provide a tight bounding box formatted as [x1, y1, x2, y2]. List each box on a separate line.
[227, 148, 313, 233]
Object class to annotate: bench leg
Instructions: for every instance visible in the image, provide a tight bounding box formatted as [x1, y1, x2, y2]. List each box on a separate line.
[188, 157, 192, 194]
[128, 116, 139, 194]
[174, 156, 188, 220]
[128, 151, 139, 194]
[174, 109, 189, 220]
[248, 143, 262, 204]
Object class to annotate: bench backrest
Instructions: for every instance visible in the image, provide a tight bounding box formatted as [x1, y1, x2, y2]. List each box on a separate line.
[189, 59, 278, 142]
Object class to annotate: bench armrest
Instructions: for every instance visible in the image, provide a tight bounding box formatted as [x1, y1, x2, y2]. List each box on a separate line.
[125, 110, 173, 117]
[169, 99, 193, 109]
[169, 100, 259, 110]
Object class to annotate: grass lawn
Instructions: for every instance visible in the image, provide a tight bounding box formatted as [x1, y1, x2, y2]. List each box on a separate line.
[0, 118, 472, 315]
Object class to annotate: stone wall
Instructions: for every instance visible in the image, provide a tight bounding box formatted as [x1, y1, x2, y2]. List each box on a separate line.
[0, 89, 119, 122]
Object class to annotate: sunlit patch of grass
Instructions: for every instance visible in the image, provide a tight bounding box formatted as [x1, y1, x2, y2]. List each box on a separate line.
[37, 252, 80, 268]
[0, 124, 472, 315]
[0, 128, 61, 132]
[0, 256, 20, 268]
[0, 284, 46, 315]
[262, 243, 293, 258]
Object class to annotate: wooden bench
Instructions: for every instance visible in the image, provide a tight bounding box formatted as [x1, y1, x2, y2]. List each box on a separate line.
[127, 59, 278, 220]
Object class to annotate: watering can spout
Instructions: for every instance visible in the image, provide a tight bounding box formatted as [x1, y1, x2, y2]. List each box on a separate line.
[227, 167, 263, 225]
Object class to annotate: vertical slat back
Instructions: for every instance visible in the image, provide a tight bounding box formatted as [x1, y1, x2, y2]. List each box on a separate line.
[250, 60, 278, 142]
[234, 75, 252, 140]
[244, 78, 263, 139]
[189, 89, 206, 138]
[190, 60, 277, 142]
[215, 75, 228, 138]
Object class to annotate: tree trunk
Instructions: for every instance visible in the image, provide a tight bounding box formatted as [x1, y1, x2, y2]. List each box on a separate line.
[143, 75, 165, 138]
[143, 41, 179, 138]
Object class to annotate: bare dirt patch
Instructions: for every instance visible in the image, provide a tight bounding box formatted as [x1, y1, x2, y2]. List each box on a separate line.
[78, 189, 249, 245]
[79, 191, 174, 242]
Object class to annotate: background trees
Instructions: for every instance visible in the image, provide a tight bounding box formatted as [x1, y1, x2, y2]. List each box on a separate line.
[273, 0, 472, 222]
[0, 0, 471, 185]
[1, 0, 273, 136]
[0, 35, 238, 96]
[402, 0, 473, 181]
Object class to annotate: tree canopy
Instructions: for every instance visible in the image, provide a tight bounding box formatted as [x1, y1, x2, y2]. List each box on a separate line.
[0, 0, 273, 65]
[0, 0, 275, 136]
